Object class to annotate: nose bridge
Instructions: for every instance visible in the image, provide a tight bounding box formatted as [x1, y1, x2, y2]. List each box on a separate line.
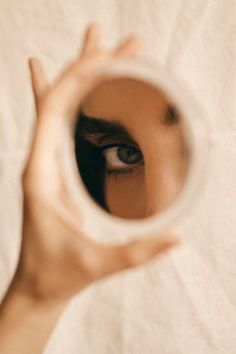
[142, 137, 184, 217]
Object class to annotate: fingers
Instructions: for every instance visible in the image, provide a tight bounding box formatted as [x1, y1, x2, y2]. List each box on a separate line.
[79, 24, 141, 60]
[29, 57, 49, 109]
[121, 235, 179, 266]
[60, 30, 142, 86]
[27, 24, 143, 156]
[119, 234, 179, 268]
[79, 23, 102, 58]
[113, 36, 142, 57]
[37, 31, 142, 127]
[91, 234, 180, 279]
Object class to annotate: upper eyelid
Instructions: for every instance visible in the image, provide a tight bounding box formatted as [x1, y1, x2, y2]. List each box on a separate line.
[99, 142, 141, 151]
[81, 133, 140, 149]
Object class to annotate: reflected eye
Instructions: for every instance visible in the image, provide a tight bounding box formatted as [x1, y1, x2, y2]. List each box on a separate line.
[101, 144, 144, 174]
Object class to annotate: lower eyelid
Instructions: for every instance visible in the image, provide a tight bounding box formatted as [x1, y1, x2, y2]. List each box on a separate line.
[104, 160, 145, 177]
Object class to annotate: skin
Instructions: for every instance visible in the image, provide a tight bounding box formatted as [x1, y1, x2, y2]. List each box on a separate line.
[0, 24, 180, 354]
[81, 79, 187, 219]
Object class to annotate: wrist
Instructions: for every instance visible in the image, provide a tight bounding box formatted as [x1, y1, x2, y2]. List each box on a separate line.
[0, 272, 68, 354]
[0, 272, 67, 323]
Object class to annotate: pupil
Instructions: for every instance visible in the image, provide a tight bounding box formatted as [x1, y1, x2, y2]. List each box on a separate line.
[117, 146, 142, 164]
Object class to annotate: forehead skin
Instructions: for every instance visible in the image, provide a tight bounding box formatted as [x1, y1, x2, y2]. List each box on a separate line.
[81, 78, 169, 144]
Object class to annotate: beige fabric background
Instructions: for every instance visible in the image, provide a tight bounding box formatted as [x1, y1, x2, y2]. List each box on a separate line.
[0, 0, 236, 353]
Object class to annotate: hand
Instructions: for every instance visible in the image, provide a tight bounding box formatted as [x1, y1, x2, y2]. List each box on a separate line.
[16, 24, 180, 304]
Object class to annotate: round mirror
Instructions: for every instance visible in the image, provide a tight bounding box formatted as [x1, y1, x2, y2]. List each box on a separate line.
[61, 58, 208, 244]
[74, 77, 190, 220]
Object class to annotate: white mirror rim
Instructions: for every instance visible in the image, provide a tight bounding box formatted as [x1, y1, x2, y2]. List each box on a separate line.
[61, 57, 210, 245]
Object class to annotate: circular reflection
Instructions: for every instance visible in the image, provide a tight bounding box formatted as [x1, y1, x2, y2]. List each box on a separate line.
[74, 78, 190, 220]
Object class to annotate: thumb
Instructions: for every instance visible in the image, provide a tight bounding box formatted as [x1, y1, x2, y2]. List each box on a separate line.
[98, 233, 180, 277]
[29, 57, 50, 110]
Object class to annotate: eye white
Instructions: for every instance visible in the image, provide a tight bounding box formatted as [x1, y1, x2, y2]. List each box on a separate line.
[102, 147, 128, 169]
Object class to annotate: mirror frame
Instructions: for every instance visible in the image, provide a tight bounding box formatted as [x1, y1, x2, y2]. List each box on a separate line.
[61, 57, 210, 245]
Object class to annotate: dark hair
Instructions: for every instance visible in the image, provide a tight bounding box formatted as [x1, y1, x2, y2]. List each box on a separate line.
[74, 112, 108, 210]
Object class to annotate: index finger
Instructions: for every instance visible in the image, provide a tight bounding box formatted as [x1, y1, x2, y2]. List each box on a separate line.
[29, 58, 49, 101]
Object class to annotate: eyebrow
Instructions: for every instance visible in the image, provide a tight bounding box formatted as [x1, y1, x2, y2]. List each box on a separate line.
[76, 110, 133, 139]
